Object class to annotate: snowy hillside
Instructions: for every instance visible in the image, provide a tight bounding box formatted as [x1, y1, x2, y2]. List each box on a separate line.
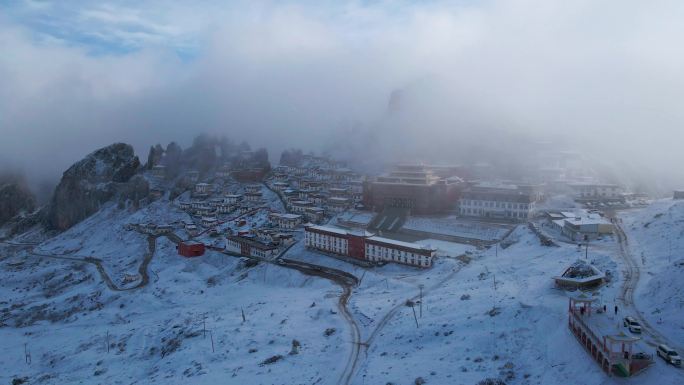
[620, 199, 684, 346]
[0, 201, 349, 385]
[3, 197, 684, 384]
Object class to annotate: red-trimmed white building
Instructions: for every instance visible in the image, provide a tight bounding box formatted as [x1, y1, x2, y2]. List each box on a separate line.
[365, 236, 435, 268]
[304, 225, 435, 268]
[226, 235, 278, 258]
[305, 225, 351, 256]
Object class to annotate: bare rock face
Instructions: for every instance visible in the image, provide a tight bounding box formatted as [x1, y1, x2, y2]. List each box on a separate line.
[46, 143, 141, 231]
[0, 182, 36, 226]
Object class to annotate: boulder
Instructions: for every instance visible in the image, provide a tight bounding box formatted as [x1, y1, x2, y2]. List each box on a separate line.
[46, 143, 141, 231]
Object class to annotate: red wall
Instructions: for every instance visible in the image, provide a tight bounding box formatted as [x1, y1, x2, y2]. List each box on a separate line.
[178, 242, 205, 257]
[347, 234, 366, 260]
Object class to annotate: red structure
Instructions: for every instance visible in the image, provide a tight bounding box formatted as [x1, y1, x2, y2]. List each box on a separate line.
[177, 241, 205, 257]
[567, 296, 653, 377]
[347, 232, 366, 260]
[363, 164, 464, 215]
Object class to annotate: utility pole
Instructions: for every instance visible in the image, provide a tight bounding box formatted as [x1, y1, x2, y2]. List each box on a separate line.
[359, 271, 366, 286]
[410, 304, 419, 328]
[584, 234, 589, 261]
[24, 343, 31, 365]
[210, 331, 215, 353]
[419, 284, 424, 318]
[202, 313, 207, 338]
[106, 331, 110, 353]
[241, 307, 246, 323]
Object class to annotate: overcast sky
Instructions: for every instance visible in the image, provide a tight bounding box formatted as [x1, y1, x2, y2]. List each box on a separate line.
[2, 0, 684, 191]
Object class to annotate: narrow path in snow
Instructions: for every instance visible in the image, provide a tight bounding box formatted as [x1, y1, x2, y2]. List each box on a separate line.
[27, 233, 181, 292]
[611, 211, 684, 374]
[352, 259, 466, 383]
[217, 242, 362, 385]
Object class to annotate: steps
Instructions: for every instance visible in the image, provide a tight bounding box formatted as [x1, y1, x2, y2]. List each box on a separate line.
[368, 207, 410, 232]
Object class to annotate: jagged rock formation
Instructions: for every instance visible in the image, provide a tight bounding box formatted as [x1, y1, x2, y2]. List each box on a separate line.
[46, 143, 142, 231]
[0, 181, 36, 226]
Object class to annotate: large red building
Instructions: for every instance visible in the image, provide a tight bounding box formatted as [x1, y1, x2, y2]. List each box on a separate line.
[363, 164, 464, 215]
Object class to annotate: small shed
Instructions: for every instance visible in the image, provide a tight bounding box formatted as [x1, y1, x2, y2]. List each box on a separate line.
[177, 241, 205, 258]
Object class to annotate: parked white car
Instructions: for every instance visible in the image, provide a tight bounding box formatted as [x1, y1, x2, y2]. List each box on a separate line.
[657, 344, 682, 367]
[623, 316, 642, 333]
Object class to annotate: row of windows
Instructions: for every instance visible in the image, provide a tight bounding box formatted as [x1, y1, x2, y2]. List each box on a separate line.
[367, 252, 430, 267]
[460, 208, 527, 218]
[366, 245, 424, 258]
[461, 200, 529, 210]
[366, 246, 431, 267]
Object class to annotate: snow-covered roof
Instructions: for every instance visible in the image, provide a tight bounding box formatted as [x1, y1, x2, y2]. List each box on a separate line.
[271, 213, 302, 220]
[305, 225, 348, 236]
[366, 236, 436, 251]
[564, 215, 611, 226]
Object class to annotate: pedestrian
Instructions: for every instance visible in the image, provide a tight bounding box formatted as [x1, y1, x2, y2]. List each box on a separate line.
[614, 305, 618, 315]
[603, 304, 607, 312]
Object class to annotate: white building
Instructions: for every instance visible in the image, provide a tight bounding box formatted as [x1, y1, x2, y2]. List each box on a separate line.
[327, 197, 351, 213]
[304, 225, 436, 268]
[570, 183, 623, 202]
[195, 183, 211, 195]
[216, 203, 233, 214]
[195, 205, 214, 216]
[290, 200, 314, 214]
[364, 236, 435, 268]
[269, 213, 303, 229]
[224, 194, 243, 204]
[226, 235, 278, 258]
[549, 211, 614, 241]
[272, 182, 289, 191]
[201, 216, 219, 228]
[245, 191, 263, 202]
[459, 184, 537, 221]
[245, 184, 261, 193]
[304, 225, 349, 256]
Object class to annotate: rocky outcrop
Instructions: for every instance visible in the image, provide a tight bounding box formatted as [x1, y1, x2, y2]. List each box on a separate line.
[46, 143, 141, 231]
[0, 182, 36, 226]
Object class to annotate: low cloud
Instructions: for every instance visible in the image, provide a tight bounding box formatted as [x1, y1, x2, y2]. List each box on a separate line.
[2, 0, 684, 193]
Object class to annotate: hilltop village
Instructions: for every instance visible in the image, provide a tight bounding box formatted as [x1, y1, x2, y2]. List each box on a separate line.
[2, 138, 683, 385]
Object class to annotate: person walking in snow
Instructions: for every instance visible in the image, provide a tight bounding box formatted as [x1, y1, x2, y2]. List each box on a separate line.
[614, 305, 618, 315]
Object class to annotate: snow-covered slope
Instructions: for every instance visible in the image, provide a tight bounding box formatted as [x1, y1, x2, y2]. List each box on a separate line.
[1, 201, 349, 385]
[620, 199, 684, 346]
[3, 198, 684, 384]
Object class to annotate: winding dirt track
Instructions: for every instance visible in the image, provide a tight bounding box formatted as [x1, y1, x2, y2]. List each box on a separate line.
[276, 258, 360, 385]
[20, 230, 363, 384]
[610, 211, 684, 364]
[215, 245, 361, 385]
[351, 260, 465, 384]
[28, 233, 182, 291]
